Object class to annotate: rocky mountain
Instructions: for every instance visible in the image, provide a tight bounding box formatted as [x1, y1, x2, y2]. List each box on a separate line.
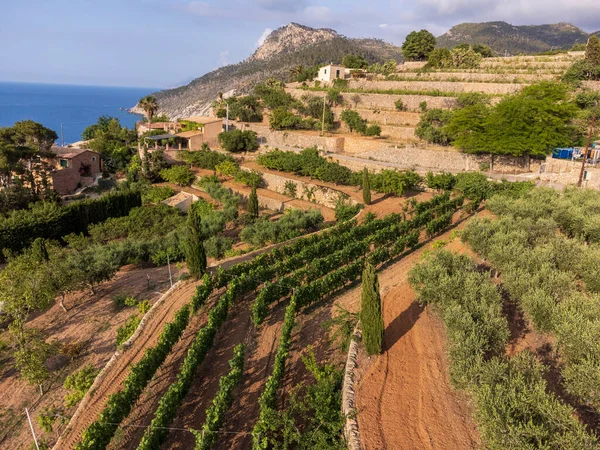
[138, 23, 403, 119]
[249, 23, 338, 61]
[436, 21, 590, 55]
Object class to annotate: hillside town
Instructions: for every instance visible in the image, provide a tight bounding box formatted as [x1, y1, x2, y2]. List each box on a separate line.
[2, 19, 600, 450]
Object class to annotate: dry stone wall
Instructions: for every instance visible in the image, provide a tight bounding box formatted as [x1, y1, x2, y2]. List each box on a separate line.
[389, 72, 557, 83]
[286, 88, 457, 111]
[348, 80, 524, 95]
[539, 158, 600, 189]
[253, 169, 358, 208]
[332, 108, 421, 126]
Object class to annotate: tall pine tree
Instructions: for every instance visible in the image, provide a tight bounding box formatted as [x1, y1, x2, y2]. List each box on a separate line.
[361, 262, 384, 355]
[185, 209, 206, 279]
[362, 167, 371, 205]
[248, 186, 259, 218]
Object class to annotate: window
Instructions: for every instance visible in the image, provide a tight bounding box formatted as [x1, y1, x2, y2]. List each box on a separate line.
[59, 159, 68, 168]
[336, 69, 341, 78]
[91, 156, 96, 162]
[324, 69, 327, 74]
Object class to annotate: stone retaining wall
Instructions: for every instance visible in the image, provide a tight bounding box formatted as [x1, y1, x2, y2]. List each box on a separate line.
[332, 108, 421, 126]
[342, 325, 363, 450]
[348, 80, 524, 95]
[286, 88, 457, 111]
[255, 170, 358, 209]
[379, 125, 417, 141]
[539, 158, 600, 189]
[244, 122, 344, 152]
[388, 72, 557, 83]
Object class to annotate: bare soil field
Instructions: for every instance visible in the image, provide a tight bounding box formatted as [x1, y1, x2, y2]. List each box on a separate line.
[336, 220, 482, 450]
[0, 264, 180, 450]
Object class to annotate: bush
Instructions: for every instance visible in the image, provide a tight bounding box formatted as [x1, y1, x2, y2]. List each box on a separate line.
[204, 235, 234, 259]
[364, 125, 382, 136]
[218, 129, 259, 153]
[142, 185, 175, 205]
[178, 148, 235, 171]
[64, 365, 99, 407]
[426, 172, 456, 191]
[116, 315, 141, 346]
[159, 166, 195, 186]
[394, 99, 406, 111]
[240, 209, 324, 247]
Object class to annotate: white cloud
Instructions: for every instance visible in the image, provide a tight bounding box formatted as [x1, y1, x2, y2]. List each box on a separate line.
[219, 50, 230, 66]
[256, 27, 273, 47]
[303, 6, 334, 23]
[379, 24, 389, 29]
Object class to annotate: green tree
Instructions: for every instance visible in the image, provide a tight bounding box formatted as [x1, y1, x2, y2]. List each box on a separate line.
[427, 48, 452, 68]
[340, 109, 367, 134]
[586, 35, 600, 67]
[31, 237, 49, 262]
[361, 262, 384, 355]
[14, 332, 52, 395]
[401, 30, 436, 61]
[159, 165, 195, 186]
[472, 44, 493, 57]
[342, 54, 368, 69]
[248, 186, 259, 218]
[362, 167, 371, 205]
[185, 210, 207, 278]
[218, 130, 259, 153]
[139, 96, 159, 123]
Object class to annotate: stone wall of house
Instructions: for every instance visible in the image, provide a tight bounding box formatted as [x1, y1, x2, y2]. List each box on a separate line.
[253, 170, 358, 209]
[286, 88, 457, 111]
[52, 169, 80, 195]
[347, 80, 524, 95]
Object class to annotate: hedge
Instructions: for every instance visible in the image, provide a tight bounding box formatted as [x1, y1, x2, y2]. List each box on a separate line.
[0, 189, 141, 255]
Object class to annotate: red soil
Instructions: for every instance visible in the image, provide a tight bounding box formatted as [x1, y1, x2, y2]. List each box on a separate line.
[336, 221, 482, 450]
[0, 264, 179, 450]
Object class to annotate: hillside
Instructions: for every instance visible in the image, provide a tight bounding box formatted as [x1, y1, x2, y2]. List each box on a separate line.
[138, 23, 403, 118]
[436, 21, 590, 55]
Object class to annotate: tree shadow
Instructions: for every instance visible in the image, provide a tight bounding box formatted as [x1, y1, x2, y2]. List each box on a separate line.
[383, 301, 423, 351]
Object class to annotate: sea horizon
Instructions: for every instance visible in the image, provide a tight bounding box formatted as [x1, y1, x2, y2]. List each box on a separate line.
[0, 81, 159, 145]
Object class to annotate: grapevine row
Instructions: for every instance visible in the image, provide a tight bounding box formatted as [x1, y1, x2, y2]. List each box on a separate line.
[192, 343, 246, 450]
[76, 305, 191, 450]
[251, 198, 469, 449]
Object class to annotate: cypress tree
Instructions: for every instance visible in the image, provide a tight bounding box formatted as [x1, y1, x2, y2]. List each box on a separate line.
[362, 167, 371, 205]
[248, 186, 259, 218]
[361, 262, 384, 355]
[586, 35, 600, 67]
[185, 210, 206, 279]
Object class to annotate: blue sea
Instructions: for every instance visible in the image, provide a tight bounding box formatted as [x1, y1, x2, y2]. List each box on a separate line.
[0, 82, 157, 145]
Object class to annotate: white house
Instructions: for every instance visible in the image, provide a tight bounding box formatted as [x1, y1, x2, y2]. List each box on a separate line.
[316, 64, 347, 83]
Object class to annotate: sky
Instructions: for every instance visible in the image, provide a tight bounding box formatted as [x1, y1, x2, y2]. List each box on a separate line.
[1, 0, 598, 89]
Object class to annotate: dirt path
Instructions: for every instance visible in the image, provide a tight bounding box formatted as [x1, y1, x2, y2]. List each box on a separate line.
[336, 223, 481, 450]
[214, 301, 287, 450]
[54, 281, 200, 450]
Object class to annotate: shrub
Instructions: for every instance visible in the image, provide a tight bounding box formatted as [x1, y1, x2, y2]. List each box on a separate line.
[218, 129, 259, 153]
[240, 209, 324, 247]
[178, 148, 235, 171]
[394, 99, 406, 111]
[142, 185, 175, 205]
[204, 235, 234, 259]
[364, 125, 382, 136]
[419, 101, 428, 112]
[64, 365, 99, 407]
[426, 172, 456, 191]
[116, 315, 141, 346]
[159, 166, 195, 186]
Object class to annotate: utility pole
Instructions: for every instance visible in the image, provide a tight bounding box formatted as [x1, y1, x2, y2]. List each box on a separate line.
[321, 94, 326, 136]
[226, 103, 229, 132]
[167, 254, 173, 288]
[26, 408, 40, 450]
[578, 114, 596, 188]
[60, 123, 64, 147]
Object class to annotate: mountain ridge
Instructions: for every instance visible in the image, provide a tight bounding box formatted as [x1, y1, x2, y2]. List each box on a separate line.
[436, 21, 591, 54]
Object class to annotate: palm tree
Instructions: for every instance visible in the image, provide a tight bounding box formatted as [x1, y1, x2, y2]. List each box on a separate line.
[139, 95, 159, 123]
[290, 64, 304, 80]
